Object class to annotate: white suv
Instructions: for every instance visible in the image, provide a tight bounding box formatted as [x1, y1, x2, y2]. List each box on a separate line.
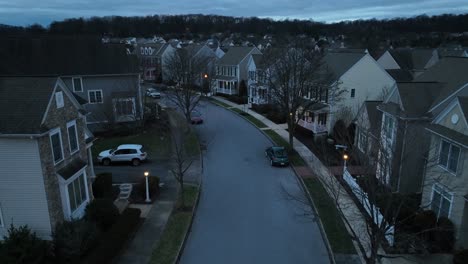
[97, 144, 147, 166]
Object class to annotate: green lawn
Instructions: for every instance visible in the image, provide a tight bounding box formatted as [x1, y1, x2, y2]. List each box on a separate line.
[304, 178, 357, 254]
[150, 185, 199, 264]
[184, 130, 200, 157]
[210, 98, 231, 108]
[92, 126, 171, 160]
[241, 113, 268, 128]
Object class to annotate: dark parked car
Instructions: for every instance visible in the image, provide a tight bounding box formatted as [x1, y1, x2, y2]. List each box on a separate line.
[191, 111, 203, 124]
[265, 146, 289, 166]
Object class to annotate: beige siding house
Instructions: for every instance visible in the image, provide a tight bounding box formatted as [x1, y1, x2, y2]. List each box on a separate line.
[0, 77, 95, 240]
[421, 96, 468, 248]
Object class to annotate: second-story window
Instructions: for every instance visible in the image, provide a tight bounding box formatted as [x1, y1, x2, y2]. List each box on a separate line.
[383, 114, 395, 144]
[88, 90, 103, 104]
[439, 140, 461, 173]
[351, 89, 356, 98]
[50, 128, 64, 164]
[72, 77, 83, 92]
[67, 120, 79, 154]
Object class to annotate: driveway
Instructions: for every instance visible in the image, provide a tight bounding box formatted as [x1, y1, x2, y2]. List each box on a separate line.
[94, 159, 170, 184]
[179, 100, 330, 264]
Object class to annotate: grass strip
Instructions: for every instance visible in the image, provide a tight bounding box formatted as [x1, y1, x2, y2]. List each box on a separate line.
[304, 178, 357, 254]
[149, 185, 199, 264]
[263, 129, 305, 166]
[210, 98, 232, 108]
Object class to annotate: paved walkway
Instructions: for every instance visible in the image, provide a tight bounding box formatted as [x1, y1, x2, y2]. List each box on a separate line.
[213, 96, 370, 263]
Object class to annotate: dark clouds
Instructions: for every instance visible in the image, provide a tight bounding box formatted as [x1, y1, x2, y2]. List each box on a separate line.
[1, 0, 467, 26]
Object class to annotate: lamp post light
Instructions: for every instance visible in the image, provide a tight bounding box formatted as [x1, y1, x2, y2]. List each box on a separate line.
[144, 171, 151, 203]
[343, 154, 349, 173]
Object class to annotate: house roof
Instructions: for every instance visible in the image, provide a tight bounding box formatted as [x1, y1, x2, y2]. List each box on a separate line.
[251, 54, 263, 68]
[426, 124, 468, 148]
[386, 69, 413, 82]
[184, 44, 205, 56]
[323, 52, 366, 78]
[0, 77, 58, 134]
[396, 82, 443, 117]
[0, 36, 139, 76]
[218, 47, 258, 65]
[458, 97, 468, 123]
[57, 158, 87, 180]
[415, 57, 468, 111]
[389, 48, 435, 70]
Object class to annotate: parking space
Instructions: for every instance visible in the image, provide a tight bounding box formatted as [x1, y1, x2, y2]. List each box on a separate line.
[94, 159, 171, 184]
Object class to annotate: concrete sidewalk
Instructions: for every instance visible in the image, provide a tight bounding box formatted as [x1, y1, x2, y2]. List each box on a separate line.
[212, 96, 370, 263]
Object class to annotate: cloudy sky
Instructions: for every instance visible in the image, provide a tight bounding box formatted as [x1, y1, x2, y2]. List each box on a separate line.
[1, 0, 467, 26]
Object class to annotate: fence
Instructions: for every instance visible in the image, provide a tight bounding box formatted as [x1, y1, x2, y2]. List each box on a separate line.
[343, 168, 395, 246]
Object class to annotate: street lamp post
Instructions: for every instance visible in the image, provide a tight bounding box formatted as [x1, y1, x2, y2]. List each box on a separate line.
[144, 171, 151, 203]
[343, 154, 349, 174]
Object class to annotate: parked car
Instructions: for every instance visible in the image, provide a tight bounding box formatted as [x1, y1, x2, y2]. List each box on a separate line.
[191, 111, 203, 124]
[97, 144, 147, 166]
[146, 89, 161, 99]
[265, 146, 289, 166]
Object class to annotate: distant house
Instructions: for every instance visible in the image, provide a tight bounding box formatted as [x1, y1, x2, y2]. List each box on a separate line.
[214, 46, 262, 95]
[377, 48, 439, 78]
[0, 77, 95, 240]
[136, 43, 176, 82]
[297, 51, 396, 135]
[353, 101, 383, 169]
[376, 82, 443, 193]
[421, 96, 468, 248]
[246, 54, 269, 104]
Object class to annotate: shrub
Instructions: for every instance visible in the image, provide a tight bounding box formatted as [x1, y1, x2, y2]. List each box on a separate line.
[92, 173, 113, 199]
[53, 220, 99, 263]
[83, 208, 141, 264]
[85, 199, 120, 232]
[412, 210, 437, 236]
[0, 224, 52, 264]
[453, 249, 468, 264]
[431, 217, 455, 253]
[135, 176, 160, 200]
[266, 110, 287, 124]
[251, 104, 272, 114]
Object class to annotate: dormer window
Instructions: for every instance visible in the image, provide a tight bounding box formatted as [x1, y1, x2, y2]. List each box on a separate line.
[55, 91, 64, 108]
[72, 77, 83, 92]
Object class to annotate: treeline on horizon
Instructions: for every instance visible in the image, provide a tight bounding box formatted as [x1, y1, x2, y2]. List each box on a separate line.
[1, 13, 467, 38]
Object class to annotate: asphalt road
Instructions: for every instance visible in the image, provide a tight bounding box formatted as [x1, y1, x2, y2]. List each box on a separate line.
[180, 101, 330, 264]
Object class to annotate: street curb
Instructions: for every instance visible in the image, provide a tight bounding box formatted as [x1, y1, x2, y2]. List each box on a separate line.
[173, 125, 204, 264]
[290, 166, 337, 264]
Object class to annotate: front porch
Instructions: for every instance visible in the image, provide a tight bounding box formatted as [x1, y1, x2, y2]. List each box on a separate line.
[297, 109, 329, 134]
[248, 85, 269, 104]
[216, 78, 238, 95]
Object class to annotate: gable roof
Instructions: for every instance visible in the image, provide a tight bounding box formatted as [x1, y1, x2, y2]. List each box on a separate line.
[458, 97, 468, 123]
[218, 47, 259, 65]
[0, 36, 139, 76]
[396, 82, 443, 117]
[415, 57, 468, 111]
[184, 44, 205, 56]
[0, 77, 58, 134]
[386, 69, 413, 82]
[251, 54, 263, 68]
[323, 52, 366, 78]
[388, 48, 435, 71]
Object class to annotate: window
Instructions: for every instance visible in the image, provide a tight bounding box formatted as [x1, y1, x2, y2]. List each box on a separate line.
[431, 184, 452, 218]
[383, 114, 395, 143]
[439, 140, 461, 173]
[114, 98, 135, 118]
[67, 174, 88, 213]
[50, 128, 63, 164]
[318, 113, 327, 125]
[0, 203, 4, 227]
[55, 91, 64, 108]
[358, 130, 368, 153]
[351, 89, 356, 98]
[88, 90, 103, 104]
[72, 77, 83, 92]
[67, 120, 79, 154]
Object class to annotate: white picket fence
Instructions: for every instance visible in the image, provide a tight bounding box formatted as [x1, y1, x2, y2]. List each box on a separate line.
[343, 168, 395, 246]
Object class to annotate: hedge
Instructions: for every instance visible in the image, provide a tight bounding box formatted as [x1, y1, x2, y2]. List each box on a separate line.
[92, 173, 113, 199]
[83, 208, 141, 264]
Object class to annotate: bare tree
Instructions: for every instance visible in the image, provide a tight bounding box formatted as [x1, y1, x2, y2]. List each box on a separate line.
[164, 47, 214, 121]
[168, 110, 196, 209]
[263, 43, 344, 150]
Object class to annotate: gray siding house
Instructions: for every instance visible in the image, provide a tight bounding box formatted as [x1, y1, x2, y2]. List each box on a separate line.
[0, 77, 95, 240]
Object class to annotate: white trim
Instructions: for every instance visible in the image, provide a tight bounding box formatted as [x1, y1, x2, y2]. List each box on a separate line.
[72, 77, 83, 92]
[383, 85, 398, 104]
[429, 82, 468, 113]
[0, 203, 4, 228]
[430, 183, 454, 218]
[434, 98, 459, 124]
[60, 168, 90, 220]
[41, 79, 83, 126]
[88, 89, 103, 104]
[49, 127, 64, 165]
[67, 120, 80, 155]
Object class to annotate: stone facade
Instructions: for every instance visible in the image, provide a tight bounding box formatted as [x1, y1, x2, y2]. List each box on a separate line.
[37, 83, 92, 229]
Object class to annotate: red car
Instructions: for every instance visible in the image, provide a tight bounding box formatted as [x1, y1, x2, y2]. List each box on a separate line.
[191, 111, 203, 124]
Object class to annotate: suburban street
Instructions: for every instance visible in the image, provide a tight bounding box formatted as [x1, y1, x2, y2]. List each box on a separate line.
[180, 101, 330, 264]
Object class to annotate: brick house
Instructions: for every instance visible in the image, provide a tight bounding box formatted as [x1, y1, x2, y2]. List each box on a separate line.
[0, 77, 95, 239]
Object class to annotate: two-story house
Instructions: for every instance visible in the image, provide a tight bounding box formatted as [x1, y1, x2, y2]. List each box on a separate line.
[182, 44, 218, 87]
[376, 82, 443, 193]
[215, 46, 262, 95]
[0, 77, 95, 239]
[246, 54, 269, 105]
[421, 96, 468, 248]
[136, 43, 175, 82]
[298, 51, 396, 135]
